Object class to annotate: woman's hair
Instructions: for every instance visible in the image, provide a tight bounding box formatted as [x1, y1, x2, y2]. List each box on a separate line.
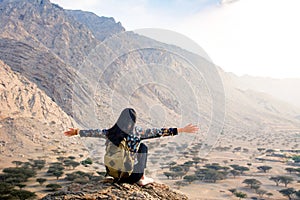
[107, 108, 136, 146]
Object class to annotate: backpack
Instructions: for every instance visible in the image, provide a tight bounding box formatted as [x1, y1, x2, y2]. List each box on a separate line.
[104, 138, 135, 180]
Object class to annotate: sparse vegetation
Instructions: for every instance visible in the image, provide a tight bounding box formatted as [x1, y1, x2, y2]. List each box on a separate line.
[242, 178, 261, 189]
[285, 167, 296, 174]
[230, 169, 240, 178]
[257, 165, 272, 173]
[36, 178, 47, 186]
[279, 188, 296, 200]
[270, 176, 281, 186]
[158, 140, 300, 199]
[10, 190, 36, 200]
[81, 157, 93, 166]
[279, 176, 294, 187]
[234, 191, 247, 199]
[46, 183, 62, 191]
[0, 166, 36, 200]
[230, 165, 250, 174]
[183, 175, 197, 184]
[292, 155, 300, 163]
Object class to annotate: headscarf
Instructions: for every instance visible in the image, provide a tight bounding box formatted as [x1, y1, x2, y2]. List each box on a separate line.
[107, 108, 136, 146]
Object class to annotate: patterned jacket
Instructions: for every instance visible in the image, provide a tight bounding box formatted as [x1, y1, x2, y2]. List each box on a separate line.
[79, 126, 178, 153]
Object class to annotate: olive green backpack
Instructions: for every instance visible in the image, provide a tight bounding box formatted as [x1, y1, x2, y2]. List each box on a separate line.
[104, 138, 135, 180]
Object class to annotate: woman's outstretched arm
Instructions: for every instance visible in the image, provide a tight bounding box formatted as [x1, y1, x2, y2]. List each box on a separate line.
[177, 123, 199, 133]
[64, 128, 107, 139]
[137, 124, 199, 140]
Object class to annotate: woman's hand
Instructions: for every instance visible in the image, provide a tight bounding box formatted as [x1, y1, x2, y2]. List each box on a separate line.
[64, 128, 79, 137]
[178, 124, 199, 133]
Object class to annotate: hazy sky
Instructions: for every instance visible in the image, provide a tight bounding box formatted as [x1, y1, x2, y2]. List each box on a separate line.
[51, 0, 300, 78]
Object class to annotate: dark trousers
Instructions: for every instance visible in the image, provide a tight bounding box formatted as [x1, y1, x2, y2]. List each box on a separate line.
[120, 143, 148, 184]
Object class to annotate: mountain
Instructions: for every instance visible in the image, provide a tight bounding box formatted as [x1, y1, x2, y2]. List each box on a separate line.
[66, 10, 125, 41]
[0, 0, 97, 67]
[0, 59, 78, 159]
[0, 0, 299, 145]
[0, 60, 73, 124]
[0, 38, 77, 115]
[225, 73, 300, 108]
[0, 0, 214, 130]
[0, 0, 126, 127]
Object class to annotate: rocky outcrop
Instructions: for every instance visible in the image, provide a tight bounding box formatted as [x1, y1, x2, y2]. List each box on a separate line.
[0, 60, 79, 158]
[66, 10, 125, 41]
[0, 59, 74, 125]
[0, 0, 126, 128]
[41, 182, 188, 200]
[0, 38, 97, 127]
[0, 0, 97, 67]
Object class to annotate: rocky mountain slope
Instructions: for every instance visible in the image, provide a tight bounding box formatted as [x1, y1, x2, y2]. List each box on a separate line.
[0, 59, 80, 160]
[0, 0, 98, 67]
[0, 0, 124, 127]
[220, 69, 300, 128]
[0, 60, 73, 124]
[0, 0, 210, 129]
[66, 9, 125, 41]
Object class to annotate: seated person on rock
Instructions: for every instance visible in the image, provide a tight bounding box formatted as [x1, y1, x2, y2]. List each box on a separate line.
[64, 108, 199, 186]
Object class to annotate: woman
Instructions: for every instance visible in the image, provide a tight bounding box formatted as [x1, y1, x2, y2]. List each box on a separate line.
[64, 108, 199, 186]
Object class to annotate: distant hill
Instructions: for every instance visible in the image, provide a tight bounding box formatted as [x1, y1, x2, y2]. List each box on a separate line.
[226, 73, 300, 108]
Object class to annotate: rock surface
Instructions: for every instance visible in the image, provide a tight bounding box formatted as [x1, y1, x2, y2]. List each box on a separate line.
[0, 59, 74, 125]
[66, 10, 125, 41]
[41, 182, 188, 200]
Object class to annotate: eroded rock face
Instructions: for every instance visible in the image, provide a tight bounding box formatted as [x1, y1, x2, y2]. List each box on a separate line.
[0, 60, 80, 158]
[0, 0, 126, 128]
[66, 10, 125, 41]
[0, 60, 73, 126]
[41, 182, 188, 200]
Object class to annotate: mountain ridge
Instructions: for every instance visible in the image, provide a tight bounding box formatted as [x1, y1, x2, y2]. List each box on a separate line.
[226, 72, 300, 108]
[66, 9, 125, 41]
